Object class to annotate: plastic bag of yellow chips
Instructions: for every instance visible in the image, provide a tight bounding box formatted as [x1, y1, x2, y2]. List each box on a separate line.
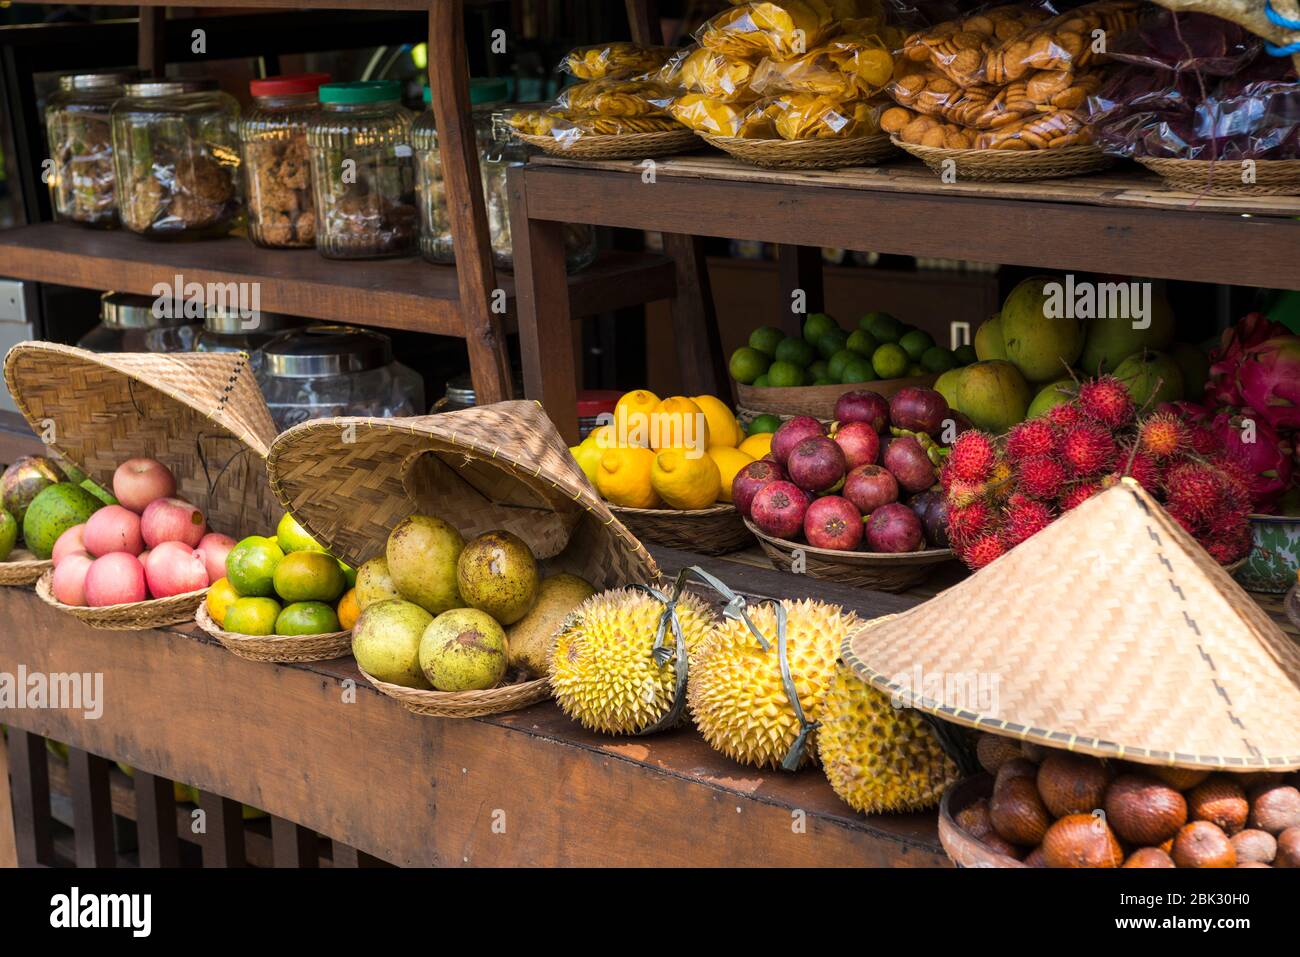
[699, 1, 836, 61]
[509, 108, 680, 144]
[758, 93, 884, 139]
[659, 47, 758, 103]
[669, 94, 756, 137]
[557, 77, 676, 117]
[561, 43, 676, 81]
[749, 34, 894, 99]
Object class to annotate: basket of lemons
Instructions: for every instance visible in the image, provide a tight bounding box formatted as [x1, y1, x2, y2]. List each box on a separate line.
[569, 391, 765, 555]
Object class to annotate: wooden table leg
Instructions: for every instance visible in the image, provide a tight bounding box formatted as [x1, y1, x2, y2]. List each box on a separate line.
[0, 730, 17, 868]
[7, 732, 52, 867]
[663, 233, 727, 398]
[197, 791, 246, 867]
[509, 166, 579, 444]
[271, 816, 317, 868]
[777, 244, 824, 335]
[134, 771, 179, 868]
[68, 747, 115, 867]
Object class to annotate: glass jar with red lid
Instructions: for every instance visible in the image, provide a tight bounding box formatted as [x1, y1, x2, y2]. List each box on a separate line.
[238, 72, 329, 248]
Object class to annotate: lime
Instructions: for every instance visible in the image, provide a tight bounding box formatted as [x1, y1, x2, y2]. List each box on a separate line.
[808, 359, 830, 381]
[747, 414, 782, 435]
[774, 336, 816, 368]
[954, 344, 978, 365]
[900, 329, 936, 362]
[871, 342, 910, 380]
[813, 376, 835, 385]
[828, 349, 856, 381]
[861, 311, 904, 343]
[0, 510, 15, 562]
[816, 330, 848, 360]
[909, 363, 925, 376]
[226, 536, 285, 598]
[224, 597, 282, 636]
[273, 550, 347, 603]
[839, 356, 878, 383]
[337, 558, 357, 589]
[729, 346, 770, 384]
[276, 601, 341, 636]
[802, 312, 839, 344]
[921, 346, 958, 373]
[767, 361, 806, 388]
[846, 329, 879, 357]
[748, 326, 784, 357]
[276, 512, 325, 553]
[752, 374, 771, 388]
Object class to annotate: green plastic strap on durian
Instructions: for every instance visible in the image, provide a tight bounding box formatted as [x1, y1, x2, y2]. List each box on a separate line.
[630, 567, 695, 736]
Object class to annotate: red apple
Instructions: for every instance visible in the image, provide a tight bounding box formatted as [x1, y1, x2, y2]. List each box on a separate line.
[844, 464, 900, 514]
[51, 524, 88, 567]
[731, 459, 787, 519]
[833, 421, 880, 470]
[882, 436, 937, 493]
[82, 504, 144, 557]
[145, 541, 210, 599]
[83, 553, 147, 606]
[804, 496, 863, 551]
[140, 497, 207, 549]
[750, 481, 810, 540]
[786, 437, 847, 495]
[197, 532, 236, 584]
[51, 553, 94, 606]
[865, 503, 924, 553]
[113, 458, 177, 513]
[835, 391, 890, 432]
[770, 416, 825, 465]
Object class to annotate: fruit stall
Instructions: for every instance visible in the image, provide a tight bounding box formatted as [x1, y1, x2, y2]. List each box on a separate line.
[1, 0, 1300, 877]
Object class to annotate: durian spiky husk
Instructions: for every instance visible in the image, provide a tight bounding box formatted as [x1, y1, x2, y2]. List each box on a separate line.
[688, 598, 852, 770]
[818, 663, 961, 814]
[549, 587, 716, 735]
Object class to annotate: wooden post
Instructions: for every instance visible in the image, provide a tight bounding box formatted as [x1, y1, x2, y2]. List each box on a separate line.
[271, 817, 318, 868]
[624, 0, 660, 42]
[427, 0, 513, 406]
[7, 732, 52, 867]
[137, 7, 166, 77]
[68, 748, 115, 867]
[777, 245, 824, 336]
[134, 772, 180, 868]
[0, 730, 17, 868]
[197, 791, 246, 867]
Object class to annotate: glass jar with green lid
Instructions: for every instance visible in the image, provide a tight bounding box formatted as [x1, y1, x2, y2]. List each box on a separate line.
[44, 71, 136, 227]
[110, 79, 242, 239]
[238, 73, 329, 248]
[306, 80, 416, 259]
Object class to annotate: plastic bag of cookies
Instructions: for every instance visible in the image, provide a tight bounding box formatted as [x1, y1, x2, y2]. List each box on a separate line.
[975, 109, 1090, 149]
[887, 61, 1028, 129]
[561, 43, 676, 81]
[900, 3, 1054, 88]
[698, 1, 837, 62]
[984, 0, 1142, 85]
[881, 105, 978, 149]
[1005, 68, 1105, 113]
[659, 47, 759, 103]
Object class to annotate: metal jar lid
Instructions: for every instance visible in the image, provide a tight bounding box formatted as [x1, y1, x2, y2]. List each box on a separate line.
[99, 292, 189, 329]
[203, 303, 302, 336]
[261, 325, 393, 378]
[59, 71, 137, 92]
[444, 369, 525, 405]
[123, 78, 219, 98]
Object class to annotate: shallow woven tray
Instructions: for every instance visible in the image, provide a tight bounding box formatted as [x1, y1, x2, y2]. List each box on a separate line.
[359, 666, 551, 719]
[195, 602, 351, 664]
[891, 137, 1111, 181]
[608, 502, 753, 555]
[1136, 156, 1300, 196]
[516, 127, 699, 160]
[736, 373, 939, 420]
[36, 569, 205, 631]
[0, 550, 51, 587]
[743, 517, 954, 593]
[701, 132, 897, 169]
[938, 774, 1026, 868]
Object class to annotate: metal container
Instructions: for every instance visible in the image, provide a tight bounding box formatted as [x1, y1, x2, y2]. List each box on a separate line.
[76, 292, 201, 353]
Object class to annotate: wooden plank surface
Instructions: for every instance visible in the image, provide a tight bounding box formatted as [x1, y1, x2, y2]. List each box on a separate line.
[0, 731, 16, 868]
[67, 748, 115, 867]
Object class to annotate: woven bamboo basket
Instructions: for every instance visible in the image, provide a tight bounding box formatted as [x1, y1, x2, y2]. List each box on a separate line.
[744, 517, 954, 592]
[4, 343, 282, 629]
[515, 127, 700, 160]
[1136, 156, 1300, 196]
[1287, 583, 1300, 633]
[608, 502, 753, 555]
[35, 569, 205, 630]
[938, 774, 1027, 868]
[194, 603, 352, 664]
[736, 372, 939, 420]
[266, 401, 660, 717]
[0, 551, 51, 586]
[891, 137, 1111, 181]
[700, 132, 897, 169]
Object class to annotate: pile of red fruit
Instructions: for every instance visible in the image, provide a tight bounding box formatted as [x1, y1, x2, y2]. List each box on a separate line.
[49, 458, 235, 607]
[942, 375, 1254, 570]
[733, 388, 960, 553]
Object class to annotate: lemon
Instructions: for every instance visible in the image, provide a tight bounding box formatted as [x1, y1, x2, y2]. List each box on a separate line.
[692, 395, 743, 448]
[224, 597, 282, 636]
[570, 443, 602, 486]
[205, 577, 241, 627]
[706, 446, 755, 504]
[739, 432, 774, 459]
[596, 447, 661, 509]
[584, 423, 618, 450]
[649, 396, 710, 452]
[651, 449, 721, 510]
[613, 390, 659, 447]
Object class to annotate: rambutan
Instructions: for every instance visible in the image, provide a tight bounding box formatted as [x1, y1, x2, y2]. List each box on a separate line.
[1206, 539, 1250, 565]
[1163, 462, 1224, 522]
[1078, 375, 1135, 428]
[1137, 412, 1187, 459]
[988, 460, 1014, 501]
[1015, 454, 1067, 500]
[1002, 498, 1055, 548]
[945, 479, 987, 508]
[961, 532, 1006, 570]
[1165, 502, 1202, 538]
[1186, 424, 1220, 456]
[1047, 402, 1085, 431]
[1059, 482, 1101, 511]
[1005, 419, 1056, 463]
[1209, 457, 1253, 514]
[1060, 422, 1118, 476]
[947, 500, 993, 544]
[1115, 446, 1161, 493]
[946, 431, 998, 483]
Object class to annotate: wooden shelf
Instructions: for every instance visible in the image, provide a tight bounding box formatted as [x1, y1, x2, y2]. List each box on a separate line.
[0, 223, 675, 336]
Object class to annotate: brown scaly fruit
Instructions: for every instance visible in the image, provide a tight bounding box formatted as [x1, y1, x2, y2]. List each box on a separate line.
[1230, 829, 1277, 864]
[1172, 821, 1236, 868]
[1276, 827, 1300, 867]
[1036, 752, 1110, 818]
[1104, 774, 1187, 846]
[955, 797, 994, 840]
[1041, 814, 1124, 868]
[1150, 766, 1210, 791]
[1188, 776, 1249, 835]
[976, 733, 1022, 774]
[1022, 846, 1048, 867]
[990, 775, 1051, 847]
[981, 832, 1024, 860]
[1123, 847, 1176, 868]
[1248, 784, 1300, 835]
[996, 756, 1039, 788]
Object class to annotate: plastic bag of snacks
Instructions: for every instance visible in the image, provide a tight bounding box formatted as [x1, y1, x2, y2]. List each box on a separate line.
[888, 63, 1029, 128]
[659, 47, 759, 103]
[698, 1, 837, 61]
[1085, 67, 1198, 126]
[750, 33, 895, 98]
[556, 77, 676, 117]
[975, 108, 1090, 149]
[1008, 67, 1105, 111]
[509, 108, 680, 143]
[901, 3, 1054, 88]
[669, 93, 766, 137]
[984, 0, 1142, 85]
[881, 105, 979, 147]
[1105, 10, 1260, 77]
[561, 42, 677, 81]
[756, 92, 885, 139]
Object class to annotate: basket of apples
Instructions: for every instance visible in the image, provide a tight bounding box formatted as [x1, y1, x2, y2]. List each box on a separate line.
[735, 387, 958, 592]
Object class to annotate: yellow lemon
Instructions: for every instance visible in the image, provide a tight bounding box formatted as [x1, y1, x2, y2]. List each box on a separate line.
[584, 423, 618, 450]
[596, 447, 661, 509]
[651, 449, 722, 510]
[206, 577, 241, 628]
[739, 432, 774, 460]
[649, 396, 710, 452]
[570, 443, 602, 486]
[613, 390, 659, 447]
[692, 394, 743, 448]
[706, 446, 755, 504]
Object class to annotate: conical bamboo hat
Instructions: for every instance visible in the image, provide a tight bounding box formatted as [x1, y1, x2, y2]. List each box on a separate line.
[843, 480, 1300, 771]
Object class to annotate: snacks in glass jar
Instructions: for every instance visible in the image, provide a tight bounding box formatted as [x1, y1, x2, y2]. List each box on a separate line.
[698, 1, 837, 62]
[44, 73, 132, 227]
[561, 42, 677, 80]
[984, 0, 1142, 85]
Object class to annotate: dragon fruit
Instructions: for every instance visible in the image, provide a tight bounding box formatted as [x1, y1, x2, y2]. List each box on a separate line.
[1209, 412, 1294, 511]
[1234, 335, 1300, 432]
[1207, 313, 1289, 407]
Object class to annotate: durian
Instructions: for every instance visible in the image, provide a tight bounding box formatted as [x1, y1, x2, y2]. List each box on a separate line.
[549, 588, 715, 735]
[688, 598, 851, 770]
[817, 663, 961, 814]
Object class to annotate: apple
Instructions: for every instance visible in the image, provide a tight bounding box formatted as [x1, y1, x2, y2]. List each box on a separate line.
[51, 553, 94, 606]
[145, 541, 210, 598]
[51, 524, 88, 567]
[197, 532, 236, 584]
[113, 458, 177, 513]
[140, 497, 207, 549]
[83, 504, 144, 557]
[83, 553, 147, 606]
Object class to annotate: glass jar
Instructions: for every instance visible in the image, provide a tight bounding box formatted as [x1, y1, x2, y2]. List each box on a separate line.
[306, 81, 416, 259]
[432, 369, 525, 412]
[257, 325, 425, 429]
[77, 292, 202, 353]
[110, 79, 242, 239]
[195, 304, 303, 372]
[43, 71, 135, 227]
[238, 73, 329, 249]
